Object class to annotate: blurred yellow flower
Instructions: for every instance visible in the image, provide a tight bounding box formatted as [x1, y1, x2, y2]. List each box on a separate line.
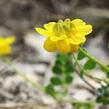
[35, 19, 92, 53]
[0, 36, 15, 55]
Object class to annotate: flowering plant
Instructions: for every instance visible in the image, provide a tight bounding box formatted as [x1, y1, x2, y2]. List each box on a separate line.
[35, 19, 92, 53]
[0, 36, 15, 55]
[1, 19, 109, 109]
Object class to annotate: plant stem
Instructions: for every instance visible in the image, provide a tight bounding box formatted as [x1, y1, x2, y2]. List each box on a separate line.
[1, 56, 45, 91]
[61, 65, 67, 95]
[79, 47, 109, 73]
[72, 54, 109, 84]
[84, 72, 109, 83]
[71, 54, 96, 90]
[74, 68, 96, 92]
[66, 99, 95, 104]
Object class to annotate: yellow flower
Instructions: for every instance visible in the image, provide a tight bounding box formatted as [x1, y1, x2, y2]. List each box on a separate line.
[0, 36, 15, 55]
[35, 19, 92, 53]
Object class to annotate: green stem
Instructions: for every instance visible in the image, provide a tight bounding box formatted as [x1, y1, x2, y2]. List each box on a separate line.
[72, 54, 109, 84]
[67, 99, 95, 105]
[85, 72, 109, 83]
[61, 65, 67, 95]
[1, 56, 45, 91]
[79, 47, 109, 73]
[62, 73, 67, 94]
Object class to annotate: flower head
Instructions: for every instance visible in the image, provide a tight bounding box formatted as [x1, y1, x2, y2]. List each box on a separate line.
[0, 36, 15, 55]
[35, 19, 92, 53]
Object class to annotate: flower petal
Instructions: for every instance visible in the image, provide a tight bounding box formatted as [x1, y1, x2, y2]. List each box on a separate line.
[76, 25, 92, 36]
[56, 40, 71, 53]
[71, 44, 79, 52]
[72, 19, 86, 26]
[5, 36, 15, 44]
[50, 34, 67, 41]
[43, 38, 57, 52]
[50, 37, 60, 41]
[35, 28, 49, 37]
[44, 22, 56, 31]
[0, 45, 11, 55]
[67, 35, 86, 44]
